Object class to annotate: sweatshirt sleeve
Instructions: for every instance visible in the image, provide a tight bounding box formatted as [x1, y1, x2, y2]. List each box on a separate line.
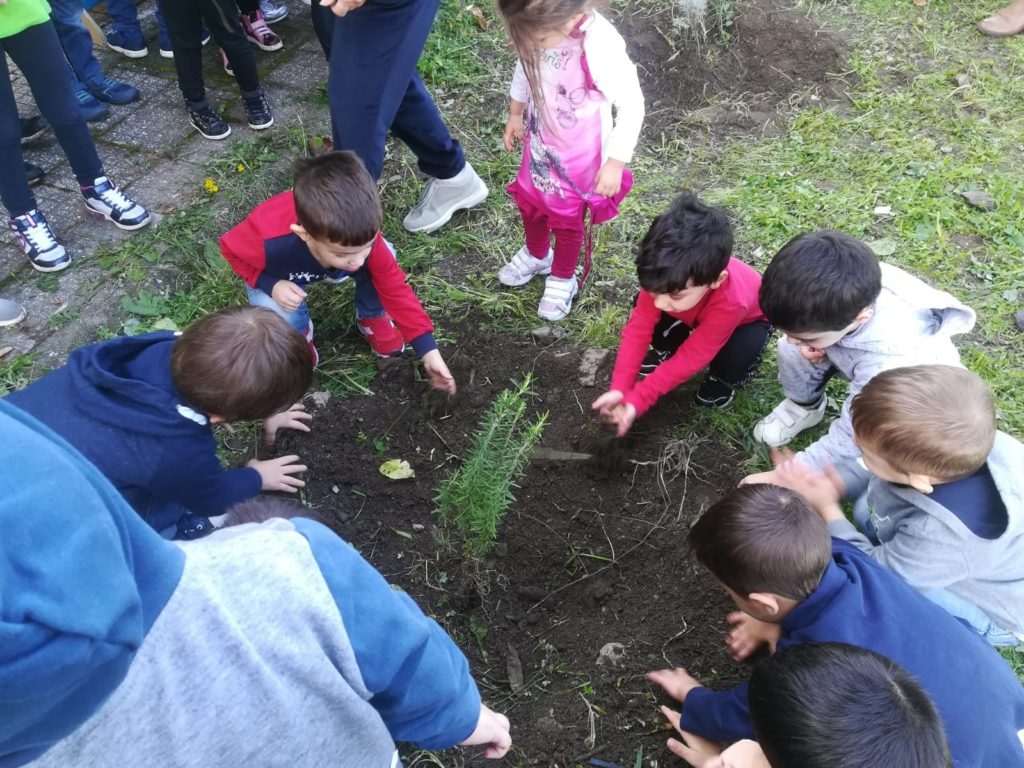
[509, 59, 529, 103]
[678, 683, 756, 743]
[608, 291, 660, 396]
[148, 442, 262, 517]
[795, 395, 859, 470]
[219, 224, 277, 296]
[834, 458, 872, 500]
[585, 15, 645, 163]
[292, 519, 482, 748]
[366, 237, 437, 357]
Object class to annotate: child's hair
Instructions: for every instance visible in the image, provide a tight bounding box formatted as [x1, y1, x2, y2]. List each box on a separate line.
[292, 151, 382, 246]
[852, 365, 995, 481]
[635, 193, 733, 294]
[223, 497, 324, 527]
[171, 306, 313, 422]
[759, 231, 882, 333]
[749, 642, 952, 768]
[688, 484, 830, 601]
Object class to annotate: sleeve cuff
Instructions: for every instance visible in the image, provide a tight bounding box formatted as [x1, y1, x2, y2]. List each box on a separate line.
[255, 272, 279, 296]
[410, 332, 438, 358]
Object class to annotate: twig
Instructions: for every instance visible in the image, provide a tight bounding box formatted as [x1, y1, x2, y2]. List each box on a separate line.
[579, 692, 598, 749]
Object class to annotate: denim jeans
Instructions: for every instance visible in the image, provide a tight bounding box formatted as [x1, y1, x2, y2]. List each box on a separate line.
[101, 0, 170, 41]
[924, 588, 1021, 648]
[246, 269, 386, 335]
[50, 0, 109, 89]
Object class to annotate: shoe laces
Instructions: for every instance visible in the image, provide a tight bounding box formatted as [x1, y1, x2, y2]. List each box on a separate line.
[246, 13, 273, 36]
[15, 212, 58, 251]
[89, 178, 134, 213]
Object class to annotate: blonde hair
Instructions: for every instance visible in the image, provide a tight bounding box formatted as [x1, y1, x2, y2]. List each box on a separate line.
[851, 365, 995, 480]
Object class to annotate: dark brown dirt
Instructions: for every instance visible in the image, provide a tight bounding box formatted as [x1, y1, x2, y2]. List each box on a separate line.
[274, 325, 746, 767]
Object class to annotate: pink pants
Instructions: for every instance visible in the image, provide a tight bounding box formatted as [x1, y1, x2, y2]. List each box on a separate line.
[518, 200, 585, 281]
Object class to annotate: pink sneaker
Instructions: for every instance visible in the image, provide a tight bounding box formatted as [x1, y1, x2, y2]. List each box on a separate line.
[240, 10, 283, 51]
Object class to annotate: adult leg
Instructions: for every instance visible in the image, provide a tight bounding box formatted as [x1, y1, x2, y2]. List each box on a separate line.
[696, 320, 773, 407]
[200, 0, 262, 95]
[310, 0, 333, 57]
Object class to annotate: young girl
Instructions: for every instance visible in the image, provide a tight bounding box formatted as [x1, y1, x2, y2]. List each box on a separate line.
[498, 0, 644, 321]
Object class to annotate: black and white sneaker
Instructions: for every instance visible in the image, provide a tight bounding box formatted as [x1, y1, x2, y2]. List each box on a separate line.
[243, 93, 274, 130]
[9, 209, 71, 272]
[25, 162, 45, 186]
[187, 103, 232, 140]
[638, 347, 672, 377]
[81, 177, 151, 231]
[20, 115, 49, 145]
[695, 375, 735, 409]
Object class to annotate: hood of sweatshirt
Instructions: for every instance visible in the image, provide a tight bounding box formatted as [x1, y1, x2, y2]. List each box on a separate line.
[0, 401, 184, 766]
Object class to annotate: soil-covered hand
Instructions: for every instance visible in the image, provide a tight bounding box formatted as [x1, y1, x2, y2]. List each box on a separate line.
[645, 667, 705, 704]
[263, 403, 313, 446]
[725, 611, 782, 662]
[503, 109, 525, 151]
[594, 158, 625, 197]
[271, 280, 307, 313]
[458, 704, 511, 759]
[247, 455, 307, 492]
[422, 349, 457, 396]
[607, 402, 637, 437]
[319, 0, 366, 16]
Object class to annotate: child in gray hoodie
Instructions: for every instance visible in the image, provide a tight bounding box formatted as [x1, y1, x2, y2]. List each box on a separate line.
[749, 231, 975, 471]
[773, 365, 1024, 648]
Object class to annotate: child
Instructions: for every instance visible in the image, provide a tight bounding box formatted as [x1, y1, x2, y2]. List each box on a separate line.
[659, 643, 952, 768]
[645, 484, 1024, 768]
[592, 194, 770, 434]
[751, 231, 975, 471]
[0, 401, 512, 766]
[497, 0, 644, 321]
[774, 365, 1024, 647]
[2, 1, 150, 272]
[221, 151, 457, 394]
[159, 0, 273, 139]
[4, 306, 313, 539]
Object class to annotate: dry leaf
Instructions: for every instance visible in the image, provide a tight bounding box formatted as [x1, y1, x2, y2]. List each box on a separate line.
[465, 4, 487, 29]
[0, 347, 13, 360]
[379, 459, 415, 480]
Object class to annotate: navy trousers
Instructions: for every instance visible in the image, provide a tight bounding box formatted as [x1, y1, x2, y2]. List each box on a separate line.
[312, 0, 464, 181]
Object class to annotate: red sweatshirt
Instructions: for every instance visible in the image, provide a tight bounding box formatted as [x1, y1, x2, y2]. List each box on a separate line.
[220, 190, 436, 356]
[609, 258, 766, 417]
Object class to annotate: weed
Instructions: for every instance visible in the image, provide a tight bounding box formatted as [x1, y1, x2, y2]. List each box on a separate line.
[0, 354, 36, 395]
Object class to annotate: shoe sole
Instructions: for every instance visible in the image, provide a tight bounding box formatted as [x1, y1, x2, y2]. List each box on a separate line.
[498, 261, 552, 287]
[248, 116, 275, 130]
[89, 91, 140, 106]
[245, 34, 283, 51]
[29, 257, 71, 273]
[84, 206, 153, 231]
[159, 49, 174, 58]
[107, 43, 148, 58]
[20, 129, 49, 146]
[402, 182, 489, 234]
[0, 308, 27, 327]
[27, 172, 45, 187]
[190, 119, 232, 140]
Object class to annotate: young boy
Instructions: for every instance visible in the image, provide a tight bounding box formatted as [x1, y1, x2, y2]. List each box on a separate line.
[646, 484, 1024, 768]
[751, 231, 975, 470]
[592, 194, 771, 435]
[0, 401, 511, 766]
[775, 365, 1024, 647]
[4, 306, 313, 539]
[221, 150, 456, 395]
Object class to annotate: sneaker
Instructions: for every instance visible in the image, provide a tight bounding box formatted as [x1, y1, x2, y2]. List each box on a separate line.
[0, 298, 26, 327]
[106, 28, 147, 58]
[303, 321, 320, 368]
[158, 27, 210, 57]
[220, 48, 235, 76]
[537, 275, 578, 322]
[81, 177, 151, 231]
[357, 314, 405, 357]
[8, 210, 70, 272]
[25, 162, 44, 186]
[187, 103, 232, 140]
[638, 347, 671, 377]
[244, 92, 274, 130]
[241, 10, 283, 51]
[75, 88, 110, 122]
[85, 76, 139, 105]
[20, 115, 48, 145]
[403, 162, 489, 234]
[752, 396, 827, 447]
[260, 0, 289, 23]
[498, 245, 553, 287]
[695, 375, 735, 408]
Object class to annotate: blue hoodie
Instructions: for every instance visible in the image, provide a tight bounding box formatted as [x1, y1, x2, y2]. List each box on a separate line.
[4, 332, 261, 534]
[680, 539, 1024, 767]
[1, 401, 482, 767]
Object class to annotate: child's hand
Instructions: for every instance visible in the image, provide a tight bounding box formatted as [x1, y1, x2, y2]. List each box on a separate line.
[645, 667, 705, 704]
[263, 403, 313, 446]
[797, 344, 828, 364]
[774, 460, 846, 523]
[422, 349, 457, 396]
[272, 280, 307, 313]
[594, 158, 625, 197]
[725, 611, 782, 661]
[247, 455, 307, 492]
[608, 402, 637, 437]
[503, 113, 524, 151]
[739, 468, 779, 486]
[319, 0, 366, 16]
[458, 704, 511, 759]
[591, 389, 624, 416]
[658, 706, 726, 768]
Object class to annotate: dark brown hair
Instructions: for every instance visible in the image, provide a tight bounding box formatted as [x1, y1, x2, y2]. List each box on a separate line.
[171, 306, 312, 422]
[223, 497, 324, 527]
[689, 484, 831, 600]
[292, 151, 381, 246]
[852, 365, 995, 480]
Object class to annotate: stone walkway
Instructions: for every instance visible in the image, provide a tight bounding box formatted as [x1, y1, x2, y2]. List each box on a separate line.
[1, 0, 330, 362]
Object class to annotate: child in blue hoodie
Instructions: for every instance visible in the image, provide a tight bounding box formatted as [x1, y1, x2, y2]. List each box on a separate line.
[646, 484, 1024, 768]
[0, 400, 512, 767]
[4, 306, 314, 539]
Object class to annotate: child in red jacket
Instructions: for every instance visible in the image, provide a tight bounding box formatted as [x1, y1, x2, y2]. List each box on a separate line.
[221, 151, 455, 394]
[593, 194, 770, 435]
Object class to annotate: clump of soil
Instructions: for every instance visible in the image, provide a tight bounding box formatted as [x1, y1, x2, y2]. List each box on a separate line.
[275, 325, 746, 766]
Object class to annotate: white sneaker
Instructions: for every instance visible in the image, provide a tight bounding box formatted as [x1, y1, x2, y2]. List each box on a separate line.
[752, 397, 827, 446]
[0, 297, 26, 327]
[537, 275, 578, 321]
[499, 245, 553, 286]
[402, 162, 488, 233]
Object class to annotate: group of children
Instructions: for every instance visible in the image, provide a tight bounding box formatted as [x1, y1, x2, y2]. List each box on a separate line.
[2, 0, 1024, 765]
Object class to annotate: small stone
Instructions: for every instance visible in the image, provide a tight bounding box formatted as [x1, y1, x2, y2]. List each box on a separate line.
[953, 73, 971, 87]
[578, 347, 610, 387]
[959, 190, 996, 211]
[412, 523, 425, 531]
[873, 205, 893, 216]
[597, 641, 627, 667]
[1014, 310, 1024, 333]
[531, 324, 568, 342]
[494, 541, 509, 557]
[331, 485, 339, 494]
[310, 390, 332, 408]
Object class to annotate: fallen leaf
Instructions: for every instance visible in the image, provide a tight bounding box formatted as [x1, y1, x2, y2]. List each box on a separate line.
[506, 643, 525, 692]
[379, 459, 415, 480]
[866, 238, 897, 257]
[465, 4, 487, 29]
[0, 347, 12, 360]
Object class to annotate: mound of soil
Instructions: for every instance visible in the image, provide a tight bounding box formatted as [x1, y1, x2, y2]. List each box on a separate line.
[275, 326, 747, 766]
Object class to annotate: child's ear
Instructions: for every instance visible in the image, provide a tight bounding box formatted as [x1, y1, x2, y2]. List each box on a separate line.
[747, 592, 782, 616]
[854, 305, 875, 325]
[289, 223, 310, 242]
[907, 473, 935, 494]
[710, 270, 729, 289]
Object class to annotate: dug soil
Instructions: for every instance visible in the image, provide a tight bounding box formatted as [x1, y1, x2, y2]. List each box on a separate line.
[274, 323, 748, 767]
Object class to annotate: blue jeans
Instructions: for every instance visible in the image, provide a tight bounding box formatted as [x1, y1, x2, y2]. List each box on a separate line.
[924, 588, 1020, 648]
[97, 0, 170, 40]
[246, 270, 385, 335]
[50, 0, 111, 90]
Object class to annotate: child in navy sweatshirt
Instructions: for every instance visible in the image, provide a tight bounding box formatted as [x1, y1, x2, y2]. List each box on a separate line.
[4, 306, 314, 539]
[221, 150, 456, 394]
[646, 484, 1024, 768]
